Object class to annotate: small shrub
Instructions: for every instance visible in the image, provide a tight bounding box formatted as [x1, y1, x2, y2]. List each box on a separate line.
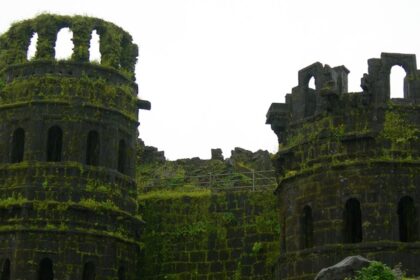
[351, 261, 396, 280]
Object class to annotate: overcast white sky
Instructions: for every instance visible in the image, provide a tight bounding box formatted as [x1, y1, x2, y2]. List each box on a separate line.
[1, 0, 420, 159]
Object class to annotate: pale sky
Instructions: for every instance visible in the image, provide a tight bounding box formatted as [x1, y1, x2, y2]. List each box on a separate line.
[1, 0, 419, 159]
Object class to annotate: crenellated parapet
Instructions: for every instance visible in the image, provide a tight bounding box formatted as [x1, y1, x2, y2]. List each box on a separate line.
[361, 53, 420, 104]
[267, 61, 352, 145]
[267, 53, 420, 146]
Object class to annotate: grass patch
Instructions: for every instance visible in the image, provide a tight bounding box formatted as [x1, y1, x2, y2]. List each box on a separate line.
[138, 187, 211, 200]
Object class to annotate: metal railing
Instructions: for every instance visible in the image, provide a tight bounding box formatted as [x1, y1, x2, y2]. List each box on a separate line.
[141, 169, 278, 191]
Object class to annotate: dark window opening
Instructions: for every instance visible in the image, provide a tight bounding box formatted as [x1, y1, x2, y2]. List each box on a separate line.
[86, 131, 100, 166]
[38, 258, 53, 280]
[390, 65, 406, 99]
[82, 262, 95, 280]
[398, 196, 418, 242]
[343, 198, 363, 243]
[118, 266, 125, 280]
[1, 259, 10, 280]
[47, 126, 63, 162]
[300, 205, 314, 249]
[118, 139, 126, 173]
[11, 128, 25, 163]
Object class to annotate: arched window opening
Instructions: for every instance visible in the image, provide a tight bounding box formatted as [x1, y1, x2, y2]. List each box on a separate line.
[27, 32, 38, 60]
[300, 205, 314, 249]
[1, 259, 10, 280]
[308, 76, 315, 90]
[343, 198, 363, 243]
[118, 266, 125, 280]
[390, 65, 406, 99]
[38, 258, 53, 280]
[86, 131, 100, 166]
[89, 30, 101, 63]
[55, 28, 74, 60]
[47, 126, 63, 162]
[118, 139, 126, 174]
[398, 196, 418, 242]
[11, 128, 25, 163]
[82, 262, 95, 280]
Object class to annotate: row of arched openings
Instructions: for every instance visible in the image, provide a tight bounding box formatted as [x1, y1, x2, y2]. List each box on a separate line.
[10, 126, 127, 174]
[0, 258, 126, 280]
[27, 29, 101, 62]
[299, 196, 418, 249]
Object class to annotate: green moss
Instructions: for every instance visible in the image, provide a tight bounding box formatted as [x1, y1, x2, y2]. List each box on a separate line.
[138, 188, 280, 279]
[138, 188, 211, 200]
[0, 193, 28, 208]
[381, 110, 419, 148]
[0, 73, 137, 120]
[0, 14, 138, 79]
[173, 221, 209, 238]
[79, 198, 119, 212]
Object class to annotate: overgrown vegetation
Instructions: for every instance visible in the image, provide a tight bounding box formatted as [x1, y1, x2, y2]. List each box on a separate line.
[348, 261, 396, 280]
[381, 110, 420, 149]
[0, 14, 138, 78]
[138, 184, 279, 279]
[136, 146, 275, 192]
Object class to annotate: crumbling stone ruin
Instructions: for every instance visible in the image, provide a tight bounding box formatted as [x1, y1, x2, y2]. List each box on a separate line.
[0, 14, 150, 279]
[267, 53, 420, 279]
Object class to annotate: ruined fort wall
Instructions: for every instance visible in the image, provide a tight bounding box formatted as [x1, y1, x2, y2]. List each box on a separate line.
[138, 189, 279, 280]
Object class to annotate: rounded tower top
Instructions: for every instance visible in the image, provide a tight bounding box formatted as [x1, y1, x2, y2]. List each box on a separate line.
[0, 14, 138, 80]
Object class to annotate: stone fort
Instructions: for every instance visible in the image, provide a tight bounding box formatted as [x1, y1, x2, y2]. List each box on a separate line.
[0, 13, 419, 280]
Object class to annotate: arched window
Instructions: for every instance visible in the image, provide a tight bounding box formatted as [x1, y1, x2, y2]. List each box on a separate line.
[11, 128, 25, 163]
[86, 131, 100, 166]
[300, 205, 314, 249]
[47, 126, 63, 162]
[1, 259, 10, 280]
[55, 28, 74, 60]
[89, 30, 101, 63]
[118, 266, 125, 280]
[343, 198, 363, 243]
[38, 258, 53, 280]
[117, 139, 126, 174]
[27, 32, 38, 60]
[398, 196, 418, 242]
[390, 65, 406, 99]
[82, 262, 95, 280]
[308, 76, 315, 90]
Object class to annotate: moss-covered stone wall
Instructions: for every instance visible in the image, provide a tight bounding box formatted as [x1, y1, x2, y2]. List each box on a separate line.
[138, 188, 279, 280]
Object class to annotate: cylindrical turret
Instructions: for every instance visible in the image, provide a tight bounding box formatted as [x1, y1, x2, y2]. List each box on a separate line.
[268, 54, 420, 279]
[0, 14, 149, 279]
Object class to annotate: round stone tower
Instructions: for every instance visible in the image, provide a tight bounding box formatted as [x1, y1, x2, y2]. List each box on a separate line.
[0, 14, 149, 279]
[267, 53, 420, 279]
